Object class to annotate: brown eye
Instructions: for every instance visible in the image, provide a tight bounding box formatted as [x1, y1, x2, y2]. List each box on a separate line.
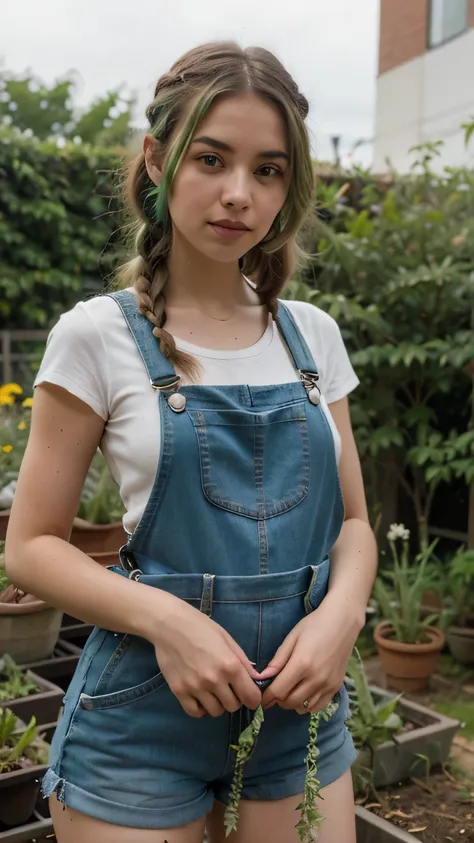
[257, 165, 281, 178]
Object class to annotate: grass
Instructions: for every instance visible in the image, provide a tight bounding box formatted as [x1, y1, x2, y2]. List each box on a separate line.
[433, 701, 474, 738]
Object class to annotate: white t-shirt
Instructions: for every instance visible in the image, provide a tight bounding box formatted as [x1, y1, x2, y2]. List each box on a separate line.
[35, 293, 359, 534]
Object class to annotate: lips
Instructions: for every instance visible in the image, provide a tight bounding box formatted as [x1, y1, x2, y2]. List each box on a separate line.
[210, 219, 251, 231]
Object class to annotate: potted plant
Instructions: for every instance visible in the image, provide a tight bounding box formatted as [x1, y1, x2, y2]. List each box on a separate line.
[373, 524, 445, 691]
[0, 655, 63, 726]
[0, 545, 63, 663]
[70, 452, 126, 559]
[0, 707, 49, 828]
[441, 548, 474, 664]
[346, 652, 402, 793]
[346, 652, 458, 793]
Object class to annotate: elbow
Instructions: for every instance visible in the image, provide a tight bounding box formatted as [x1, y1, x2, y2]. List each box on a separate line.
[4, 534, 34, 591]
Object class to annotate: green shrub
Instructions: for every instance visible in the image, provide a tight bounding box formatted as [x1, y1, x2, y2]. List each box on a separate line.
[0, 127, 124, 331]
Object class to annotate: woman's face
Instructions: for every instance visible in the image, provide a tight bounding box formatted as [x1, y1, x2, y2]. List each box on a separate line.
[152, 92, 290, 263]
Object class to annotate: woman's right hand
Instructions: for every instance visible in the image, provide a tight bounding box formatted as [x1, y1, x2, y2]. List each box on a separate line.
[151, 597, 262, 717]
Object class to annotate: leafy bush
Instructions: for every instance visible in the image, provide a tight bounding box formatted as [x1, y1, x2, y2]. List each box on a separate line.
[289, 143, 474, 548]
[0, 127, 123, 331]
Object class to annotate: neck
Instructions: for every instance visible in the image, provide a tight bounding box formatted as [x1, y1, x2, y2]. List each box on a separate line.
[165, 228, 250, 308]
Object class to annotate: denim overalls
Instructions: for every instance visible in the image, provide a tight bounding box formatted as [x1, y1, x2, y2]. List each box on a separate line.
[42, 290, 356, 829]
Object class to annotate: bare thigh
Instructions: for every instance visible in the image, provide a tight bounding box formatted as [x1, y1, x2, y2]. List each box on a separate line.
[50, 795, 206, 843]
[207, 769, 356, 843]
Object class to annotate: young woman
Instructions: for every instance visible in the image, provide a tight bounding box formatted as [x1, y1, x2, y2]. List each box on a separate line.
[6, 42, 377, 843]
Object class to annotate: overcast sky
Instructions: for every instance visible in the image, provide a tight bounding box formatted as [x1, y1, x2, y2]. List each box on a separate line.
[2, 0, 379, 165]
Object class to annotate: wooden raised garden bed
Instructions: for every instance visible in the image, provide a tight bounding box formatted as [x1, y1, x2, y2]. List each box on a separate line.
[59, 614, 93, 650]
[0, 795, 53, 842]
[0, 671, 63, 728]
[20, 638, 81, 692]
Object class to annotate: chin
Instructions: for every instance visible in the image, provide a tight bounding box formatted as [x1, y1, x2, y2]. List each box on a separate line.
[190, 239, 249, 264]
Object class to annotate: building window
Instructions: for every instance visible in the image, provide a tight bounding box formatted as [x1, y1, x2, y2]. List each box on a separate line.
[429, 0, 468, 47]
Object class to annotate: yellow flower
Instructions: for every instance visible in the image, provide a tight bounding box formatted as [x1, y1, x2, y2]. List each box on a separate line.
[2, 445, 13, 454]
[22, 397, 33, 409]
[0, 383, 23, 406]
[18, 421, 27, 431]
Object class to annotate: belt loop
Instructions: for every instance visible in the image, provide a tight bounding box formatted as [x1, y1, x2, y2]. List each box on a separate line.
[200, 573, 215, 616]
[304, 565, 318, 614]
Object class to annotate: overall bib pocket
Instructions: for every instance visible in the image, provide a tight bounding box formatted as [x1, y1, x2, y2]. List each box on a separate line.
[188, 403, 310, 519]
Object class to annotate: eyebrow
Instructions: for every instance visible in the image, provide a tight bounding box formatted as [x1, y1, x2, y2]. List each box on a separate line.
[192, 135, 289, 161]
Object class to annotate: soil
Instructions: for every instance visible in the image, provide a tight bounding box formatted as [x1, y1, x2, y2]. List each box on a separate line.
[363, 768, 474, 842]
[1, 755, 41, 774]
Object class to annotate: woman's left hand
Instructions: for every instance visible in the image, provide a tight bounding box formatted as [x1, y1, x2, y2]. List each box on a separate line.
[257, 592, 363, 714]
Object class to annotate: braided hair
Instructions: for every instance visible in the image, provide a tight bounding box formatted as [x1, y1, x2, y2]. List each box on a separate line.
[118, 41, 314, 378]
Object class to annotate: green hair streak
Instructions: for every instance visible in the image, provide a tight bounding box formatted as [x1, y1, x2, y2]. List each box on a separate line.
[149, 93, 215, 228]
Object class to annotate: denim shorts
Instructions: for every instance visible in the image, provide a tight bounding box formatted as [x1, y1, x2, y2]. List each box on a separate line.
[42, 564, 356, 829]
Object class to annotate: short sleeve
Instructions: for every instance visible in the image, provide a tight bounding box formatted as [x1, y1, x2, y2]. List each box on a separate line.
[34, 303, 109, 420]
[284, 300, 359, 404]
[323, 319, 360, 405]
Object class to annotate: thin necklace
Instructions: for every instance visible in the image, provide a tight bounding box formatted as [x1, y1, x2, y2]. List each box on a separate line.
[196, 306, 237, 322]
[193, 273, 249, 322]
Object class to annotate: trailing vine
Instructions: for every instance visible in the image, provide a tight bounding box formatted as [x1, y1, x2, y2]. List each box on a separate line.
[224, 698, 340, 841]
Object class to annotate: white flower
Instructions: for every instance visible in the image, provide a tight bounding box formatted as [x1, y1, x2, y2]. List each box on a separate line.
[73, 135, 82, 145]
[337, 294, 345, 302]
[387, 523, 410, 542]
[40, 100, 48, 110]
[8, 102, 17, 112]
[28, 80, 40, 93]
[2, 115, 13, 126]
[103, 118, 112, 128]
[56, 137, 66, 149]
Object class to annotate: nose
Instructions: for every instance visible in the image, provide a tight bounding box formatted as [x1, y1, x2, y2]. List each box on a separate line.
[220, 167, 251, 210]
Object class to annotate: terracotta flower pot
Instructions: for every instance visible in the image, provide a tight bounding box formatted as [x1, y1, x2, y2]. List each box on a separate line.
[374, 620, 444, 692]
[421, 589, 443, 612]
[0, 592, 63, 663]
[69, 518, 126, 555]
[446, 625, 474, 665]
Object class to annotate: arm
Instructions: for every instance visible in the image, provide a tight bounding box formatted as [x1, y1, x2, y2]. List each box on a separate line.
[325, 395, 378, 631]
[5, 383, 181, 639]
[6, 383, 261, 715]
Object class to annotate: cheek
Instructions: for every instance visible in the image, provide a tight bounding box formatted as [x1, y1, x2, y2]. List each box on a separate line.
[168, 171, 210, 223]
[257, 184, 288, 227]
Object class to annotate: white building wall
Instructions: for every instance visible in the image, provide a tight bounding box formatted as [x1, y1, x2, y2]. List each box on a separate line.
[373, 28, 474, 172]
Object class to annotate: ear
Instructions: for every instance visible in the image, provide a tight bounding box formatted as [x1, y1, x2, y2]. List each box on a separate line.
[143, 134, 163, 186]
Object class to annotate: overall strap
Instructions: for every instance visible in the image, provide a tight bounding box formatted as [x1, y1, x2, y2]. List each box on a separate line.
[275, 301, 321, 405]
[275, 301, 319, 373]
[107, 289, 178, 389]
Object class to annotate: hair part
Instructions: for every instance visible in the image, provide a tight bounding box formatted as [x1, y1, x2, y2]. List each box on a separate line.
[117, 41, 314, 380]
